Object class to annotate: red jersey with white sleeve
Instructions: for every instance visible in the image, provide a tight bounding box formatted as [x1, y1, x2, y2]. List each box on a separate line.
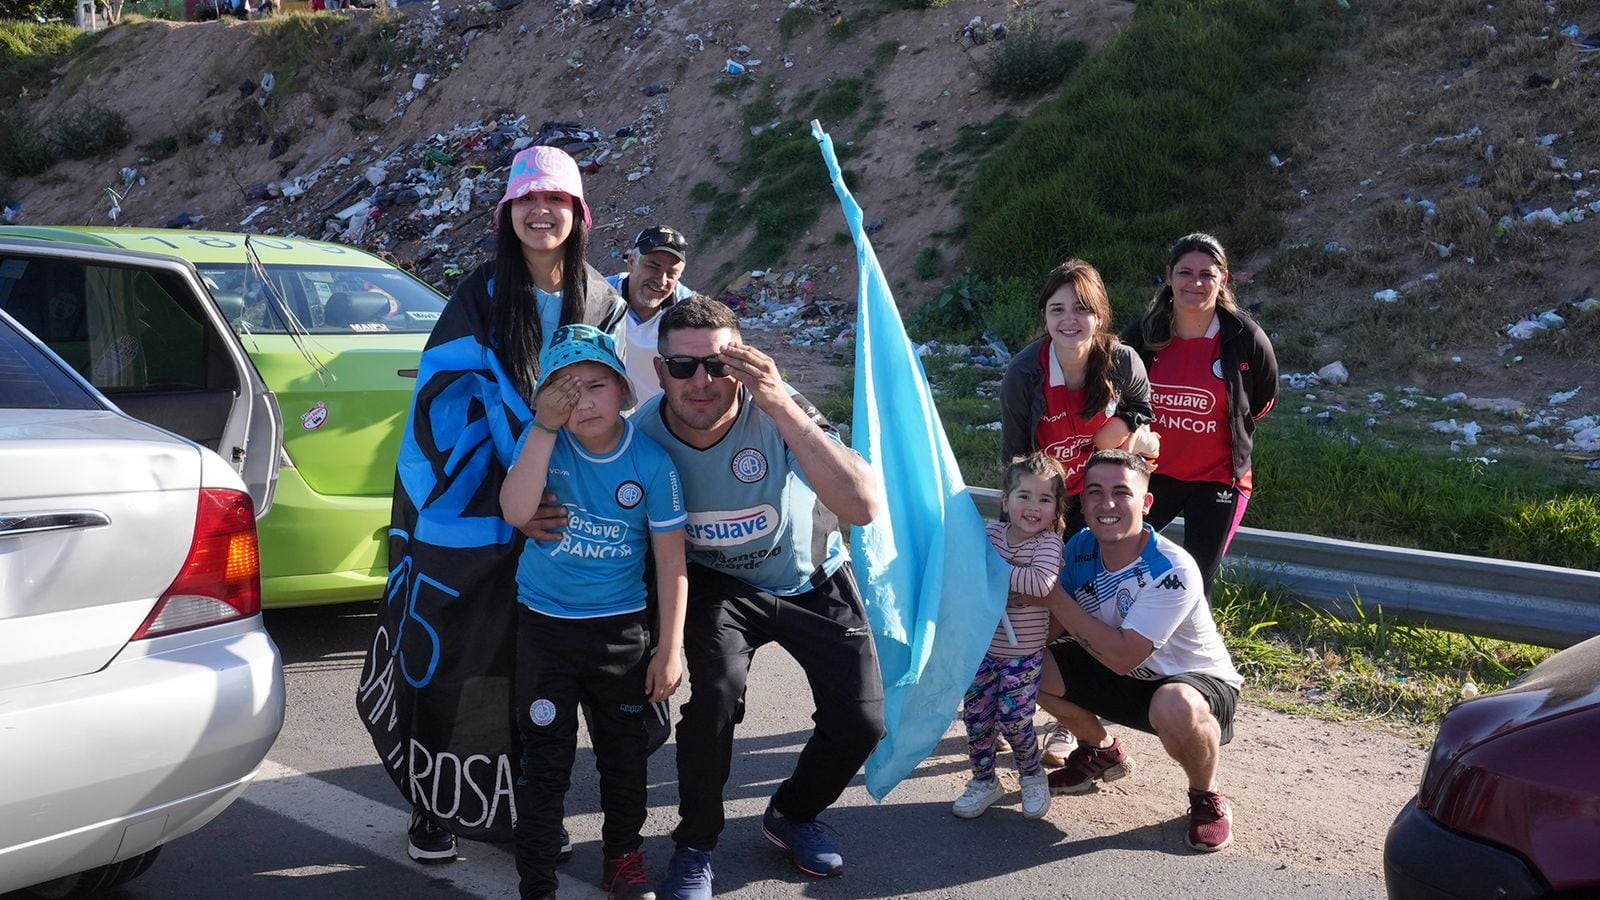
[1035, 341, 1114, 496]
[1148, 321, 1250, 492]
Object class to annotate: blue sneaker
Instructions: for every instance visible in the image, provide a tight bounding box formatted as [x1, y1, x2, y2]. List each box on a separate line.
[659, 846, 714, 900]
[761, 803, 843, 878]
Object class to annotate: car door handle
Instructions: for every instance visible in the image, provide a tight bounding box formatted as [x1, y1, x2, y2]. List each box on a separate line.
[398, 368, 418, 378]
[0, 510, 113, 538]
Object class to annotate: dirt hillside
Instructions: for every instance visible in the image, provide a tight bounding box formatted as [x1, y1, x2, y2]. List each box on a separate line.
[6, 0, 1133, 393]
[7, 0, 1600, 444]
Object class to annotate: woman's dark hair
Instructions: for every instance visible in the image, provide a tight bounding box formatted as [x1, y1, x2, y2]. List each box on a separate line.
[492, 197, 589, 398]
[1139, 232, 1240, 352]
[1036, 258, 1118, 420]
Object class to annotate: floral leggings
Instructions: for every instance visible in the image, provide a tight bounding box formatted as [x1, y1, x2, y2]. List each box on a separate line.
[962, 650, 1044, 781]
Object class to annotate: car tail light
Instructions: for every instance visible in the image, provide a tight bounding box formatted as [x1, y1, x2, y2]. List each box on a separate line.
[133, 488, 261, 639]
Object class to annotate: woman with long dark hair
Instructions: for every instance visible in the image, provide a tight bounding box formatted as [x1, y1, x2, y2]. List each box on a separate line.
[362, 144, 626, 867]
[1000, 258, 1157, 533]
[998, 258, 1156, 768]
[1122, 233, 1278, 595]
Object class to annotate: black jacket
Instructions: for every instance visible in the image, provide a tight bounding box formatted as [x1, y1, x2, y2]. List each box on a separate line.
[999, 340, 1153, 463]
[1121, 308, 1278, 484]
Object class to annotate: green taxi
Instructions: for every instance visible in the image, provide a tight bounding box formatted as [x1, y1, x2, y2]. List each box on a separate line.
[0, 226, 444, 607]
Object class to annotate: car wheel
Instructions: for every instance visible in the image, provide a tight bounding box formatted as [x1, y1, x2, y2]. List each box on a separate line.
[24, 847, 162, 899]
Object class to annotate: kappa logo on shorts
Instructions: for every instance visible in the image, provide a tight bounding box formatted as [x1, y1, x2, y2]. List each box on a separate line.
[731, 448, 768, 483]
[530, 699, 556, 727]
[616, 480, 643, 508]
[619, 703, 644, 714]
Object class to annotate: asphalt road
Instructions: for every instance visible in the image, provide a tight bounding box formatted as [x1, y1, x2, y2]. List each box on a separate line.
[19, 603, 1386, 899]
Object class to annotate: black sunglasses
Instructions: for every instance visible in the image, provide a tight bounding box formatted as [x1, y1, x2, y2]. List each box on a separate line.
[661, 355, 731, 379]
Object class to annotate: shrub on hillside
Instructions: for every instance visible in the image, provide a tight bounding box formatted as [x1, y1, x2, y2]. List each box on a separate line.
[53, 102, 131, 159]
[0, 106, 58, 177]
[902, 0, 949, 8]
[985, 16, 1086, 98]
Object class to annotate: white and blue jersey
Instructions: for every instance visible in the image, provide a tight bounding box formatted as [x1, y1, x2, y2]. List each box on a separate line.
[513, 419, 687, 618]
[633, 387, 846, 596]
[1061, 525, 1242, 687]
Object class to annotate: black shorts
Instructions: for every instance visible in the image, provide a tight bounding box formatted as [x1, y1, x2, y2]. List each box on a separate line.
[1050, 640, 1240, 744]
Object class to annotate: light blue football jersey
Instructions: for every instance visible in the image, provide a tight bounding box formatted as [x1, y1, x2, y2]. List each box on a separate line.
[633, 387, 847, 596]
[513, 419, 687, 617]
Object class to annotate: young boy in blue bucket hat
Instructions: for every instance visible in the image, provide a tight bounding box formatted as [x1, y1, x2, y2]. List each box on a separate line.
[500, 324, 689, 900]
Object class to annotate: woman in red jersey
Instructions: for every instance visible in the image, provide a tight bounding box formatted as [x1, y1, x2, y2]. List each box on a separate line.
[1000, 258, 1157, 535]
[1122, 233, 1278, 595]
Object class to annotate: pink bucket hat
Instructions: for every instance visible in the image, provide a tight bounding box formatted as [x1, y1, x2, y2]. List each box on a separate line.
[497, 145, 592, 229]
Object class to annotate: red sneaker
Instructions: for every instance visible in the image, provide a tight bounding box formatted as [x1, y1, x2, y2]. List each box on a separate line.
[1046, 738, 1135, 795]
[601, 850, 656, 899]
[1187, 789, 1233, 851]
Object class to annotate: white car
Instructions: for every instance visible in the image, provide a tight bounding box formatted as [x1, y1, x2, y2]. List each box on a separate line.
[0, 284, 286, 896]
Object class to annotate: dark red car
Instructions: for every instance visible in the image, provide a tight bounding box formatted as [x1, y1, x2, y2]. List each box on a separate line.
[1384, 634, 1600, 899]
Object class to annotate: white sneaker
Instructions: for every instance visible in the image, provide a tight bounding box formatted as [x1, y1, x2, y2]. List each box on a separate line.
[951, 777, 1004, 819]
[1019, 773, 1052, 819]
[1041, 724, 1077, 768]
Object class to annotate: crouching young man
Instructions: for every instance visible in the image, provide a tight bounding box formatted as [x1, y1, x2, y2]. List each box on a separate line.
[1026, 449, 1243, 852]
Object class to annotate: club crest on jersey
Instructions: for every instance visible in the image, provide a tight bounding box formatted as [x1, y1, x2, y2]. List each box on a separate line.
[530, 699, 556, 727]
[732, 448, 768, 483]
[1117, 588, 1135, 616]
[616, 480, 643, 508]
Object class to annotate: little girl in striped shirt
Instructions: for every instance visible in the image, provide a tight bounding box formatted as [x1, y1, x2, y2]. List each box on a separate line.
[953, 453, 1068, 820]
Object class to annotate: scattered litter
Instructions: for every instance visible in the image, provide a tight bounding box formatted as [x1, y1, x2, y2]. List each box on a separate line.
[724, 59, 745, 76]
[165, 212, 205, 228]
[1374, 288, 1400, 303]
[259, 72, 275, 94]
[1506, 319, 1548, 340]
[642, 83, 670, 96]
[1431, 419, 1482, 446]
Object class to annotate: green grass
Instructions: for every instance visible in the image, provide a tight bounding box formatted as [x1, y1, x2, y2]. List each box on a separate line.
[812, 78, 864, 124]
[0, 20, 91, 99]
[965, 0, 1344, 290]
[1212, 571, 1554, 728]
[1250, 418, 1600, 570]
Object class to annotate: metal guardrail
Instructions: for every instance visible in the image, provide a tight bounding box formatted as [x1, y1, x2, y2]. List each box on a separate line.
[968, 487, 1600, 649]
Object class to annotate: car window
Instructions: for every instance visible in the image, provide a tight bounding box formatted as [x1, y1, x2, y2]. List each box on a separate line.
[197, 264, 445, 335]
[0, 255, 210, 394]
[0, 313, 101, 410]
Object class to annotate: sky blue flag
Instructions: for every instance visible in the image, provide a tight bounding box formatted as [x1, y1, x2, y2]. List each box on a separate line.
[811, 121, 1014, 801]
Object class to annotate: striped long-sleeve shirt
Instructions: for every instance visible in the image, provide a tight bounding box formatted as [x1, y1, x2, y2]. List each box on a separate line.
[984, 523, 1064, 657]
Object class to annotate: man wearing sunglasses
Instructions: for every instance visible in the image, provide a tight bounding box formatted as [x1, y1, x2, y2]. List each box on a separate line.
[642, 296, 885, 898]
[606, 225, 695, 402]
[525, 296, 885, 899]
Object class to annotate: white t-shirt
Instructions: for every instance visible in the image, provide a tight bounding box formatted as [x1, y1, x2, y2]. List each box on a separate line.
[606, 273, 694, 403]
[1061, 525, 1242, 687]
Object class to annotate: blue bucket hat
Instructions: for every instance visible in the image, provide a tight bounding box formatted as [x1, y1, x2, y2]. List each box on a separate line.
[538, 324, 634, 410]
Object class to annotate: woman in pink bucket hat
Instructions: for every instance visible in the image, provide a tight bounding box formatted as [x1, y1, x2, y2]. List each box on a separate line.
[379, 142, 627, 873]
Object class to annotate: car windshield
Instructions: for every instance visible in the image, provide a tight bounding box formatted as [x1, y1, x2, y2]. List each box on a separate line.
[197, 263, 445, 335]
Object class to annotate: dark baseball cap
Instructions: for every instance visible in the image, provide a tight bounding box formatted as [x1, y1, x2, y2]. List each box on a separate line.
[632, 225, 688, 261]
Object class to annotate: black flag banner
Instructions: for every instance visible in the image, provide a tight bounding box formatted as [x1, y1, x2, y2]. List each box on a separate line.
[356, 263, 623, 841]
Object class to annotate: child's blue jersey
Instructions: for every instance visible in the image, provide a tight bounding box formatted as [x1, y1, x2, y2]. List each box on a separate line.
[513, 419, 687, 618]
